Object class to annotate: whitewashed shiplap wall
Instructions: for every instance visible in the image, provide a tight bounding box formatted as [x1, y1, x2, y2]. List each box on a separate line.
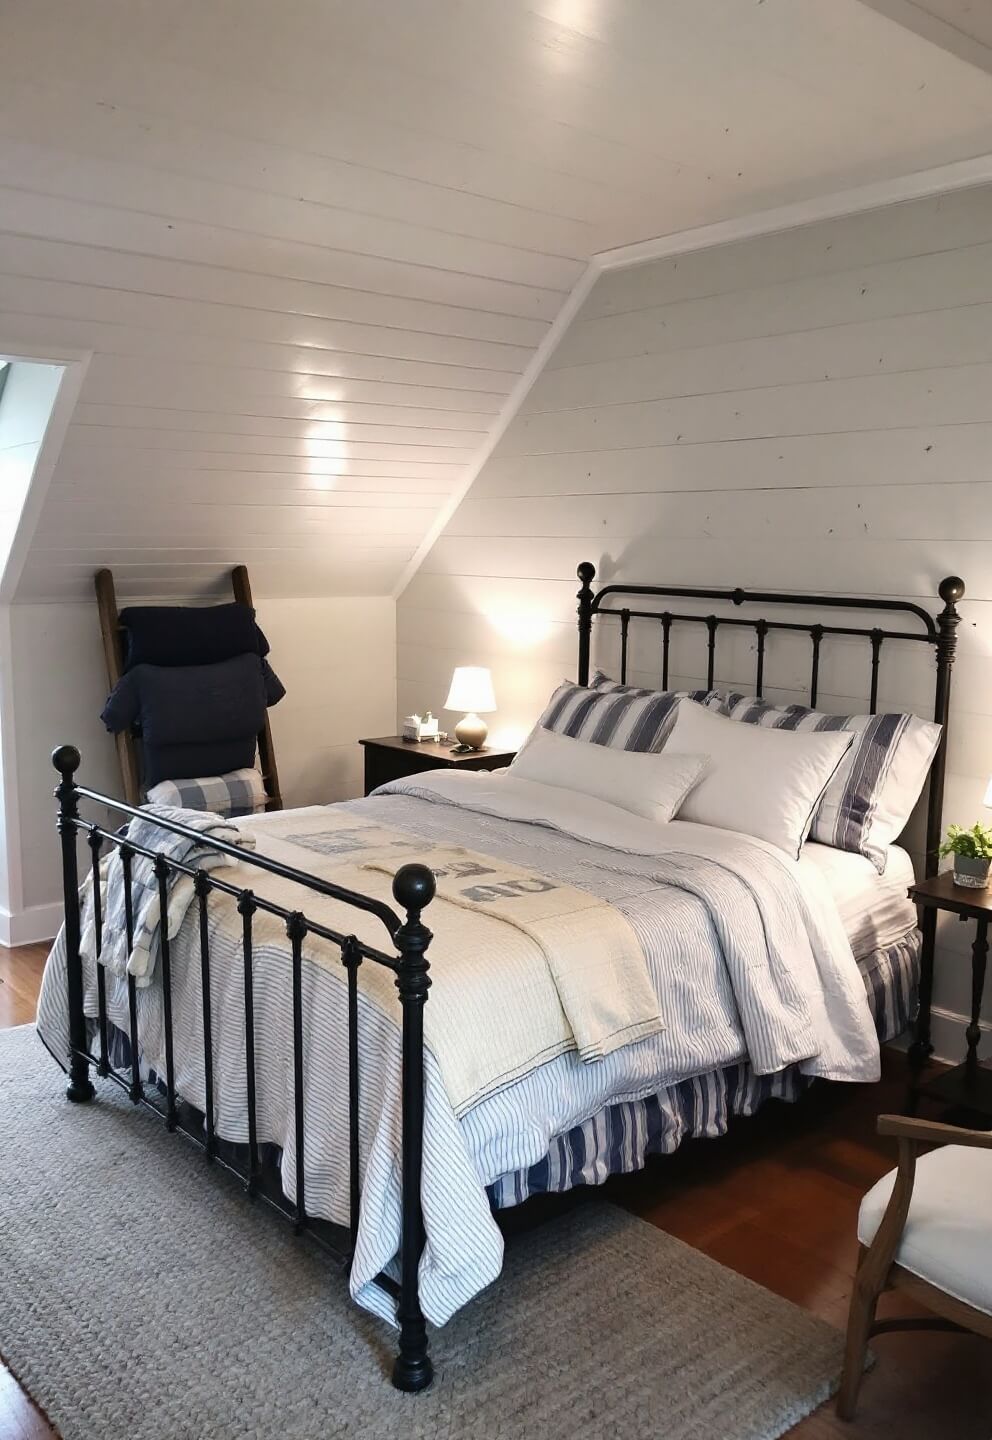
[398, 182, 992, 1057]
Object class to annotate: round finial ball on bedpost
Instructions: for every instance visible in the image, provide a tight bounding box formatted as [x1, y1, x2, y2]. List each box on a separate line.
[52, 744, 81, 778]
[938, 576, 965, 609]
[392, 863, 436, 916]
[577, 561, 596, 589]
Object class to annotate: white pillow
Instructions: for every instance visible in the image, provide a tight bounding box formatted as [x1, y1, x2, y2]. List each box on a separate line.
[509, 726, 708, 824]
[711, 691, 942, 871]
[663, 700, 854, 858]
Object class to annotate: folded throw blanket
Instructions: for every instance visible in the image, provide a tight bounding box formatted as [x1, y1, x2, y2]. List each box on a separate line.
[365, 844, 663, 1062]
[101, 654, 278, 746]
[119, 602, 270, 669]
[81, 805, 256, 987]
[193, 809, 662, 1114]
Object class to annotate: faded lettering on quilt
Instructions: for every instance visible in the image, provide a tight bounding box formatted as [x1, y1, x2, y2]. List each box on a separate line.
[430, 855, 560, 904]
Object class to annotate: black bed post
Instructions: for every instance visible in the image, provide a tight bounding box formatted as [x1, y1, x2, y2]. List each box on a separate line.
[390, 862, 436, 1393]
[53, 745, 94, 1104]
[576, 561, 596, 686]
[926, 576, 965, 878]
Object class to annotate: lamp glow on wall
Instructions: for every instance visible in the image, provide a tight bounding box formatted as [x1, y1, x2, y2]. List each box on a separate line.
[444, 666, 496, 752]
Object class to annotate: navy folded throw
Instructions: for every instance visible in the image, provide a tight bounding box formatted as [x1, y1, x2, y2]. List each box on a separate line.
[119, 603, 270, 669]
[101, 654, 279, 747]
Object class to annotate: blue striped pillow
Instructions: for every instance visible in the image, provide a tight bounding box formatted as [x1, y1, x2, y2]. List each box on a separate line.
[536, 673, 716, 753]
[714, 693, 941, 870]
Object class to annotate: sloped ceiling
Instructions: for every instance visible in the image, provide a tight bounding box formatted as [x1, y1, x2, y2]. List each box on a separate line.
[2, 0, 992, 601]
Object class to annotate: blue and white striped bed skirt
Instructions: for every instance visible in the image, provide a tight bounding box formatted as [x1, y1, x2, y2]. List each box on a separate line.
[486, 928, 920, 1209]
[88, 927, 919, 1217]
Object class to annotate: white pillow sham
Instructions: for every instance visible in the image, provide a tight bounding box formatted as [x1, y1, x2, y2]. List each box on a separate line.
[708, 692, 941, 872]
[509, 725, 708, 824]
[664, 699, 855, 858]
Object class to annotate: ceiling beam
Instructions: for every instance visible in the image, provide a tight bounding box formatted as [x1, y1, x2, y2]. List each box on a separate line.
[858, 0, 992, 77]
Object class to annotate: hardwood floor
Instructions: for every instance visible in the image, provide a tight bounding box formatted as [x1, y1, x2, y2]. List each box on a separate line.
[2, 941, 989, 1438]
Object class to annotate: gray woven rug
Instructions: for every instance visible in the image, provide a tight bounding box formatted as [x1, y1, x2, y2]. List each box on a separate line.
[1, 1024, 844, 1439]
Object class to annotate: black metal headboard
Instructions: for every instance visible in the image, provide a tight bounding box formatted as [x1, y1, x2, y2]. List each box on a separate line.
[574, 561, 965, 878]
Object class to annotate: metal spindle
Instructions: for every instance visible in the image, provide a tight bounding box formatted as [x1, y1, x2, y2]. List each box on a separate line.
[288, 911, 308, 1232]
[121, 846, 142, 1104]
[195, 871, 216, 1160]
[619, 609, 630, 684]
[754, 620, 767, 699]
[238, 891, 260, 1193]
[809, 625, 824, 708]
[342, 935, 363, 1258]
[154, 855, 178, 1130]
[390, 865, 435, 1393]
[89, 828, 109, 1077]
[705, 616, 718, 690]
[661, 613, 672, 690]
[53, 746, 94, 1105]
[869, 629, 883, 714]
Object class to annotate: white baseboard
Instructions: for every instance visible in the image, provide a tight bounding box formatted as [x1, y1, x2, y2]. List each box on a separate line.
[0, 901, 62, 948]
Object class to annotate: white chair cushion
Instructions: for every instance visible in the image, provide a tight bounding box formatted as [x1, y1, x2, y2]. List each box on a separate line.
[858, 1144, 992, 1317]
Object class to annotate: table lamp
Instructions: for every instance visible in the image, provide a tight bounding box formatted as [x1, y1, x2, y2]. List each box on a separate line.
[444, 666, 496, 751]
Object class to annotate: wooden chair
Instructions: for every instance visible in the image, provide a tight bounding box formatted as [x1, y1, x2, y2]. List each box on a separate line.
[838, 1113, 992, 1420]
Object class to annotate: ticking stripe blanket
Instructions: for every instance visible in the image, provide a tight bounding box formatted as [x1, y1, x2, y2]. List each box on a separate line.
[79, 805, 256, 988]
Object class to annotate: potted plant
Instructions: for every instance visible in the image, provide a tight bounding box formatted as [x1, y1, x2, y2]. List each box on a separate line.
[940, 822, 992, 889]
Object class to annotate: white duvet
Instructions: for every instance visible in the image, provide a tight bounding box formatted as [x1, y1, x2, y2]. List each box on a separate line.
[38, 769, 879, 1327]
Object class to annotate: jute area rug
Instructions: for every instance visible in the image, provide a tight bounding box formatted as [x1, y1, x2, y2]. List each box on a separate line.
[0, 1025, 845, 1439]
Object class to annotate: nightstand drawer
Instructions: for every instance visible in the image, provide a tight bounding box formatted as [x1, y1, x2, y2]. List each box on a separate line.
[364, 743, 445, 794]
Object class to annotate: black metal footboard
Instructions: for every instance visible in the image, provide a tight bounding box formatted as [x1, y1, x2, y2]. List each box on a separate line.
[52, 745, 436, 1392]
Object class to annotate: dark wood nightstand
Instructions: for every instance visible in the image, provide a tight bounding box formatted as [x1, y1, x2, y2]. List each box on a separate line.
[359, 735, 516, 797]
[907, 870, 992, 1118]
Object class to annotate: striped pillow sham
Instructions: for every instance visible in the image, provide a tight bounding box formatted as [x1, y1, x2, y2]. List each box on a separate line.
[535, 672, 716, 753]
[713, 693, 941, 871]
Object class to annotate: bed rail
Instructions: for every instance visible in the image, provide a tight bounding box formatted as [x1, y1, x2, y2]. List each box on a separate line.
[53, 744, 435, 1392]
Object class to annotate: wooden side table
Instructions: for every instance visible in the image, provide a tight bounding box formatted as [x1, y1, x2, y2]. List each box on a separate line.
[359, 735, 516, 797]
[907, 870, 992, 1117]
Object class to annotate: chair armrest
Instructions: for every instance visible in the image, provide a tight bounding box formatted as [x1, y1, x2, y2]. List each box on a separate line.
[878, 1114, 992, 1149]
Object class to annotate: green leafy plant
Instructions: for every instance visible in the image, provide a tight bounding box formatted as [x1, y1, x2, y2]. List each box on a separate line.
[940, 822, 992, 861]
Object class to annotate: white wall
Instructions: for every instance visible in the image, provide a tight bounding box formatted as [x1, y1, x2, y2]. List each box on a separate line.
[3, 603, 119, 936]
[0, 595, 395, 942]
[256, 596, 396, 809]
[398, 182, 992, 1061]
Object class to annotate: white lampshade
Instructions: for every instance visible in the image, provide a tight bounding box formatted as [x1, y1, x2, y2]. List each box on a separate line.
[984, 776, 992, 808]
[444, 666, 496, 715]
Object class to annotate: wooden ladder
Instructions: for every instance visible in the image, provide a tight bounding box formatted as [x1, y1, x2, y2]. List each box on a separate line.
[94, 565, 282, 811]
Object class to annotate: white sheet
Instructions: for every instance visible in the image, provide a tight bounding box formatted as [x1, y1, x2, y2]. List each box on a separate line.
[800, 842, 917, 958]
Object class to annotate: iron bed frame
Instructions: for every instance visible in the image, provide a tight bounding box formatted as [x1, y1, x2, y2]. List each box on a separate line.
[51, 561, 964, 1393]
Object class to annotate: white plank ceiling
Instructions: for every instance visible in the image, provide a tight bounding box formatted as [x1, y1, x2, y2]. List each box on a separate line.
[2, 0, 992, 600]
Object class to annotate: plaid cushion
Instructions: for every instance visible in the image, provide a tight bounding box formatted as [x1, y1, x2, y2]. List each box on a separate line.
[145, 767, 267, 818]
[714, 693, 941, 870]
[536, 672, 717, 753]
